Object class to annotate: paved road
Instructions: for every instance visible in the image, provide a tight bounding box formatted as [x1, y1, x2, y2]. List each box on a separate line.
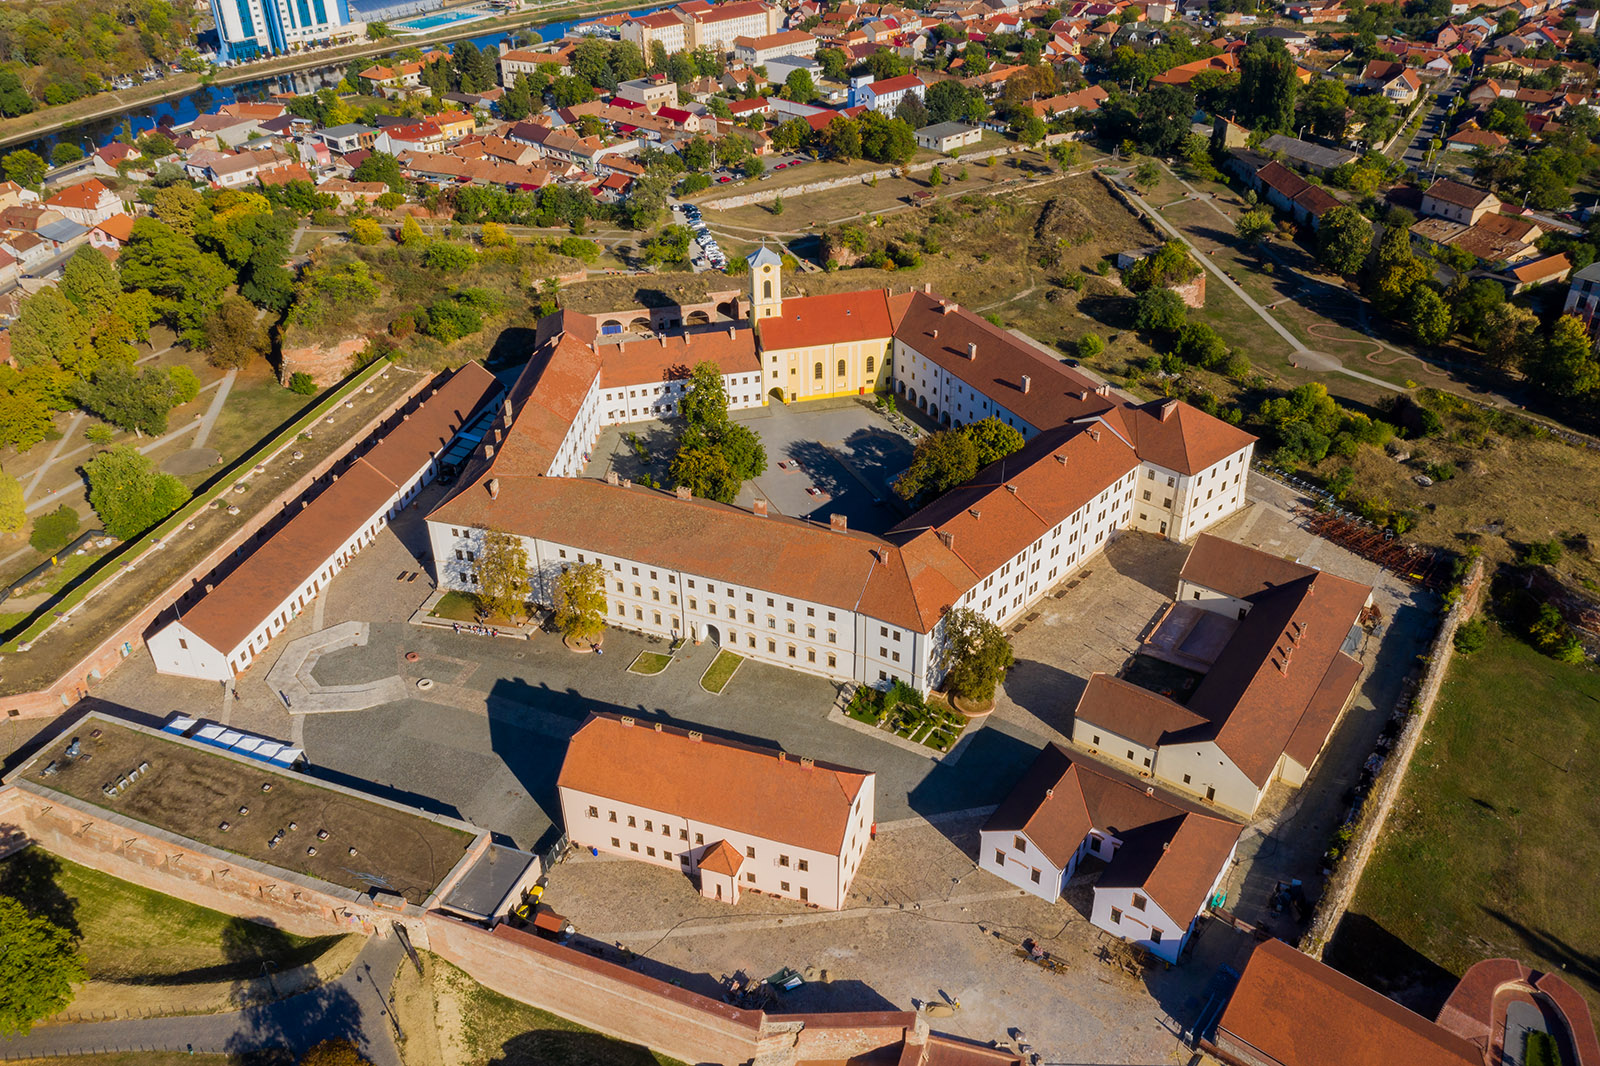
[0, 934, 405, 1066]
[1389, 77, 1459, 171]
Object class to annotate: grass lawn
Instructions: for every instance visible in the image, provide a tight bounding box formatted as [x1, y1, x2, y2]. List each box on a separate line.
[0, 850, 352, 985]
[628, 651, 673, 675]
[430, 590, 482, 622]
[202, 370, 316, 465]
[1329, 624, 1600, 1012]
[6, 1056, 235, 1066]
[700, 650, 743, 694]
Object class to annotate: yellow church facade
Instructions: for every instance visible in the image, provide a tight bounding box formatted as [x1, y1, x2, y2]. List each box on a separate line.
[747, 246, 896, 404]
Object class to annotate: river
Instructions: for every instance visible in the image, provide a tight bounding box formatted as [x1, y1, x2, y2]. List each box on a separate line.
[18, 5, 666, 160]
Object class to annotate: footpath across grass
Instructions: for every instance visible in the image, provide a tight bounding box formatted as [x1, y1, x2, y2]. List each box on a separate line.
[1329, 623, 1600, 1012]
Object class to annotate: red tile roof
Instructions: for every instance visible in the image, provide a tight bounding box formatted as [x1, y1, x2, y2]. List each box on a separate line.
[983, 744, 1241, 921]
[1216, 938, 1483, 1066]
[598, 328, 759, 389]
[559, 712, 872, 854]
[1179, 533, 1320, 599]
[1073, 674, 1208, 747]
[1114, 400, 1256, 476]
[93, 214, 136, 243]
[697, 839, 745, 874]
[179, 365, 499, 655]
[757, 288, 896, 350]
[866, 73, 924, 94]
[45, 179, 115, 212]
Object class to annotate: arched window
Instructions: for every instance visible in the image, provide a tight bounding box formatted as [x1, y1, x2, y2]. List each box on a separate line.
[763, 280, 773, 300]
[866, 355, 876, 374]
[814, 362, 823, 380]
[837, 359, 847, 377]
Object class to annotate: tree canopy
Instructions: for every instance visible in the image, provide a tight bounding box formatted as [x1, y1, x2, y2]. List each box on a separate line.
[84, 444, 191, 539]
[0, 894, 85, 1036]
[941, 607, 1015, 703]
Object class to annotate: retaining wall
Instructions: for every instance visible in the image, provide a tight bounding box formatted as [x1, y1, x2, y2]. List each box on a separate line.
[1298, 556, 1485, 957]
[2, 369, 430, 720]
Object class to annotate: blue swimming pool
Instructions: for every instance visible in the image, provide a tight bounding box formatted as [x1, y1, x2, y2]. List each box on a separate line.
[393, 8, 488, 31]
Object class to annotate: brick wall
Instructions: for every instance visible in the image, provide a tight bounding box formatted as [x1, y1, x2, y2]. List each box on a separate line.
[0, 786, 379, 938]
[757, 1013, 924, 1065]
[280, 337, 369, 388]
[421, 916, 765, 1065]
[3, 372, 430, 719]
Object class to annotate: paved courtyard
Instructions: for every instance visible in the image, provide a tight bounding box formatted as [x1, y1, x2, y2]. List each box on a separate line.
[585, 397, 918, 534]
[16, 466, 1439, 1065]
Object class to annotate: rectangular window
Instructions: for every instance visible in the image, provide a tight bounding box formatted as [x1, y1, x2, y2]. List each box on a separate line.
[587, 806, 598, 818]
[1110, 907, 1122, 924]
[1151, 928, 1163, 944]
[627, 816, 636, 827]
[695, 833, 704, 845]
[646, 846, 656, 857]
[611, 837, 620, 848]
[629, 842, 639, 852]
[779, 854, 790, 867]
[745, 872, 756, 883]
[800, 886, 808, 901]
[1132, 894, 1147, 911]
[1030, 868, 1041, 884]
[780, 881, 790, 892]
[797, 858, 808, 871]
[1014, 836, 1026, 852]
[995, 849, 1006, 865]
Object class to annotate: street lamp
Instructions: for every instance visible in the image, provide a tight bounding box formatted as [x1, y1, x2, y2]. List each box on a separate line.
[1298, 123, 1308, 141]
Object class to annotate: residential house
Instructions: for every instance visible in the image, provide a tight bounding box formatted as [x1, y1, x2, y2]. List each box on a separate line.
[88, 213, 136, 253]
[1421, 178, 1501, 224]
[979, 744, 1241, 963]
[317, 124, 379, 154]
[1562, 259, 1600, 324]
[359, 51, 448, 94]
[499, 47, 574, 85]
[91, 142, 140, 177]
[1446, 127, 1509, 150]
[852, 73, 926, 113]
[1360, 58, 1406, 87]
[558, 712, 875, 910]
[43, 179, 124, 227]
[1070, 534, 1373, 815]
[189, 112, 263, 148]
[617, 75, 680, 110]
[317, 179, 387, 207]
[1409, 217, 1537, 265]
[1227, 154, 1342, 229]
[1380, 67, 1423, 104]
[431, 110, 477, 141]
[375, 122, 446, 156]
[1152, 53, 1239, 85]
[1505, 252, 1571, 294]
[188, 147, 297, 188]
[914, 121, 982, 151]
[0, 249, 18, 290]
[1284, 0, 1347, 21]
[1026, 85, 1109, 119]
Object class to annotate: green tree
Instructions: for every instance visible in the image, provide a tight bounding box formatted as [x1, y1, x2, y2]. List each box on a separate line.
[1453, 617, 1488, 655]
[1528, 315, 1600, 397]
[553, 560, 607, 643]
[895, 429, 979, 502]
[1235, 207, 1275, 247]
[351, 151, 405, 192]
[1405, 286, 1451, 345]
[398, 214, 426, 246]
[1133, 287, 1187, 336]
[0, 470, 23, 533]
[204, 295, 269, 369]
[73, 364, 196, 436]
[300, 1039, 373, 1066]
[61, 246, 122, 322]
[118, 219, 234, 342]
[964, 417, 1026, 466]
[30, 505, 80, 553]
[928, 165, 943, 188]
[1019, 115, 1047, 147]
[83, 444, 190, 540]
[2, 149, 46, 188]
[350, 218, 384, 245]
[0, 894, 85, 1036]
[50, 143, 85, 167]
[940, 607, 1015, 703]
[477, 528, 530, 624]
[784, 68, 819, 103]
[1316, 205, 1372, 276]
[671, 361, 765, 502]
[1077, 333, 1105, 359]
[1238, 40, 1298, 131]
[151, 184, 205, 237]
[11, 288, 92, 376]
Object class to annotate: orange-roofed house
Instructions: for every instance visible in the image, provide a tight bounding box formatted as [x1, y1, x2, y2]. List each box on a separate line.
[44, 178, 124, 226]
[979, 744, 1242, 962]
[88, 213, 136, 252]
[558, 712, 875, 908]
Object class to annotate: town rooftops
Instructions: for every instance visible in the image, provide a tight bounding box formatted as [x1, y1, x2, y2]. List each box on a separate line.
[916, 120, 978, 140]
[1111, 399, 1257, 477]
[1509, 252, 1571, 284]
[691, 0, 772, 22]
[738, 28, 815, 47]
[558, 712, 872, 855]
[1259, 133, 1357, 171]
[983, 744, 1241, 921]
[1425, 177, 1497, 209]
[320, 123, 376, 138]
[92, 214, 136, 243]
[1179, 533, 1319, 599]
[1215, 938, 1483, 1066]
[1075, 673, 1208, 747]
[598, 327, 759, 389]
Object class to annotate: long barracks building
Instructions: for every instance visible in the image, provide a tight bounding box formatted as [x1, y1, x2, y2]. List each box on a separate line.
[428, 251, 1256, 695]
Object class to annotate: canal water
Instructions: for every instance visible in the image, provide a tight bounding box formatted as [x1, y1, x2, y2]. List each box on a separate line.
[19, 4, 666, 158]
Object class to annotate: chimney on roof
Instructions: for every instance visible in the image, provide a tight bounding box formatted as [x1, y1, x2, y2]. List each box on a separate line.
[923, 282, 931, 294]
[940, 300, 955, 315]
[968, 508, 981, 520]
[937, 530, 955, 549]
[606, 471, 620, 486]
[621, 478, 633, 489]
[1005, 483, 1017, 494]
[205, 583, 214, 594]
[487, 477, 500, 499]
[484, 444, 495, 459]
[676, 485, 692, 500]
[654, 721, 663, 731]
[688, 730, 703, 741]
[753, 498, 769, 516]
[659, 333, 666, 346]
[1021, 374, 1031, 394]
[494, 427, 503, 443]
[967, 342, 978, 360]
[1045, 787, 1053, 799]
[1054, 454, 1067, 465]
[1145, 786, 1155, 797]
[728, 324, 735, 337]
[1088, 429, 1100, 442]
[799, 756, 815, 769]
[1160, 399, 1178, 421]
[402, 413, 410, 421]
[1162, 841, 1170, 851]
[620, 715, 636, 727]
[830, 513, 847, 532]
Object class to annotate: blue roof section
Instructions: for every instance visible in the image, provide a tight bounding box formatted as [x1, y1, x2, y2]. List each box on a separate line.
[38, 220, 88, 244]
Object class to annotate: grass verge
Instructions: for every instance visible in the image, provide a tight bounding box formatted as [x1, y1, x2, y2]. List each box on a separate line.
[628, 651, 673, 675]
[700, 650, 742, 694]
[1329, 623, 1600, 1013]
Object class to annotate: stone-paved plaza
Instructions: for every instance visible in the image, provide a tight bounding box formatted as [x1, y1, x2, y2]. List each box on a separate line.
[0, 466, 1438, 1065]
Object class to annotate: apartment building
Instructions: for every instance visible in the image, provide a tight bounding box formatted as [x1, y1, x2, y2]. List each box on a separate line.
[558, 712, 875, 908]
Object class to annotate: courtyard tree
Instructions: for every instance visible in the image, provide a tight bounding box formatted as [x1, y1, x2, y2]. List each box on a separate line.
[84, 444, 190, 540]
[672, 361, 766, 504]
[940, 607, 1015, 704]
[553, 560, 607, 644]
[0, 894, 85, 1036]
[964, 417, 1026, 466]
[894, 429, 979, 503]
[477, 528, 531, 624]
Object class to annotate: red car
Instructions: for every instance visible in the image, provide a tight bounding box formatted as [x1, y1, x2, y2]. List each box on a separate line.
[717, 175, 732, 183]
